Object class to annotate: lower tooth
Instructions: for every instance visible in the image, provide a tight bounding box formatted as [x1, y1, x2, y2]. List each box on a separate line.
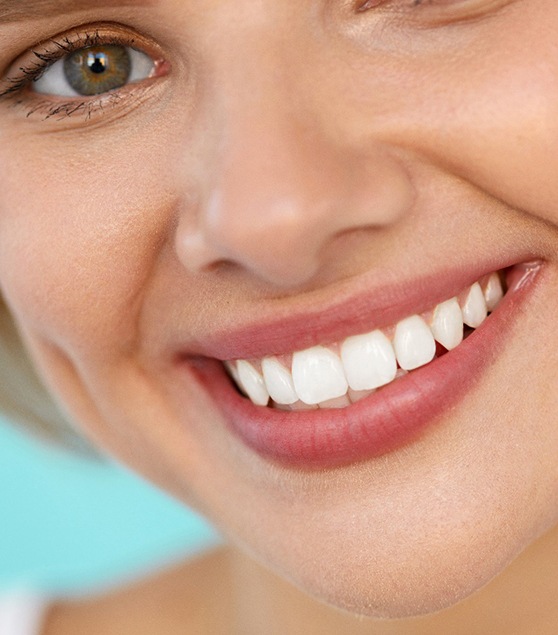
[288, 401, 319, 411]
[273, 402, 292, 411]
[348, 388, 375, 403]
[318, 395, 351, 409]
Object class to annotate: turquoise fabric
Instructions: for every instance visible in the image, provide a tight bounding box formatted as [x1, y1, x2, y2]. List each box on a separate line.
[0, 417, 219, 596]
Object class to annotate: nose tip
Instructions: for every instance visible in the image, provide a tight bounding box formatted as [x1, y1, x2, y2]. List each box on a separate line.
[177, 191, 331, 287]
[176, 144, 415, 288]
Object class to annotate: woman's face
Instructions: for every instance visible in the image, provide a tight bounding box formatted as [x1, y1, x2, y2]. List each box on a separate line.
[1, 0, 558, 618]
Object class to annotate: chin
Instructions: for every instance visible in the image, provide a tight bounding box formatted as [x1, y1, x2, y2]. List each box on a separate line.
[242, 467, 557, 621]
[286, 531, 532, 619]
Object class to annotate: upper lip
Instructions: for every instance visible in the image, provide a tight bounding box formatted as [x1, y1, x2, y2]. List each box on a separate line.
[174, 252, 531, 362]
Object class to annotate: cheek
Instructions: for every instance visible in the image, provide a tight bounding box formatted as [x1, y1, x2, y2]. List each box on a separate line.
[343, 3, 558, 230]
[0, 137, 175, 359]
[443, 72, 558, 223]
[421, 20, 558, 224]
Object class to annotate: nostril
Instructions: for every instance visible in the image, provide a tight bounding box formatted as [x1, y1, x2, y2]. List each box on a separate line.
[176, 210, 324, 286]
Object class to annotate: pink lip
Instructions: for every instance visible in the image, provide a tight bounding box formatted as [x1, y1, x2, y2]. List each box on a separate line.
[183, 254, 537, 361]
[184, 262, 543, 470]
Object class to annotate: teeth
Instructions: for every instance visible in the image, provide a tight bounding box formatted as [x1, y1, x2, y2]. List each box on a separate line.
[318, 395, 351, 409]
[225, 270, 506, 410]
[292, 346, 348, 405]
[348, 388, 375, 403]
[430, 298, 463, 351]
[461, 282, 487, 328]
[261, 357, 298, 405]
[224, 361, 245, 394]
[393, 315, 436, 371]
[236, 361, 270, 406]
[484, 272, 504, 312]
[288, 400, 318, 411]
[341, 330, 397, 391]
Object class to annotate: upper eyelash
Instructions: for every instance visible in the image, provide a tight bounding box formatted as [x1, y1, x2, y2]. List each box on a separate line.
[357, 0, 425, 11]
[0, 30, 140, 101]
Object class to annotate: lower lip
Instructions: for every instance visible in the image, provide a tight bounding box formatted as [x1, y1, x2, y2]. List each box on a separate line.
[187, 264, 542, 470]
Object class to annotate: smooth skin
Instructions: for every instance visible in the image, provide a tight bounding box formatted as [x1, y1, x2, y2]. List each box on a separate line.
[1, 1, 558, 632]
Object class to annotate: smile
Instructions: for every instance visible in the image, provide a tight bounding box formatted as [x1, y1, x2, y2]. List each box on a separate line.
[186, 261, 543, 469]
[224, 272, 505, 411]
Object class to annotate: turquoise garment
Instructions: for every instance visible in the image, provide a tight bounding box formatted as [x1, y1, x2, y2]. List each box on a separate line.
[0, 417, 219, 595]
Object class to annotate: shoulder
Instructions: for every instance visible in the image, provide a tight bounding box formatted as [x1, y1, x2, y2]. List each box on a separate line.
[43, 547, 233, 635]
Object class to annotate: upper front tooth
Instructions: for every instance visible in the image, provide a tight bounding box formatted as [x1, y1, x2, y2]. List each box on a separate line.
[261, 357, 298, 405]
[430, 297, 463, 351]
[484, 272, 504, 312]
[393, 315, 436, 371]
[236, 361, 270, 406]
[461, 282, 487, 328]
[340, 330, 397, 391]
[292, 346, 349, 405]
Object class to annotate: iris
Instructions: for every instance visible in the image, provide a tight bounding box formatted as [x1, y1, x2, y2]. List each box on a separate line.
[63, 45, 131, 96]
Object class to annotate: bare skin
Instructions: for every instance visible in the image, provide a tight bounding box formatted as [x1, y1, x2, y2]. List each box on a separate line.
[45, 531, 558, 635]
[2, 0, 558, 632]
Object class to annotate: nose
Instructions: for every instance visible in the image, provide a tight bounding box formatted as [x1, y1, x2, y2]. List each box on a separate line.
[175, 58, 414, 289]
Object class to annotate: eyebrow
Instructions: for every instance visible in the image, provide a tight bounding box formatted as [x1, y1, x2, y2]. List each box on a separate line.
[0, 0, 155, 24]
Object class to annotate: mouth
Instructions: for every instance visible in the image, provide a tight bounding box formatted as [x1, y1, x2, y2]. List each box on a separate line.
[183, 261, 543, 469]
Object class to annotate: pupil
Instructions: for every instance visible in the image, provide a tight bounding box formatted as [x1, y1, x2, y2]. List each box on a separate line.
[87, 53, 108, 75]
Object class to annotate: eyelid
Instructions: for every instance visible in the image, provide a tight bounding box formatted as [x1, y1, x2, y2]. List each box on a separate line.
[0, 22, 169, 103]
[355, 0, 515, 26]
[417, 0, 516, 27]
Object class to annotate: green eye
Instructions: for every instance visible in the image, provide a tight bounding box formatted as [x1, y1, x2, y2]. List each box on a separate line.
[34, 44, 155, 97]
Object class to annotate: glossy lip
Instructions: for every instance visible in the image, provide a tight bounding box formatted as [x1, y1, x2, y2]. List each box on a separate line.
[181, 254, 537, 362]
[184, 262, 544, 470]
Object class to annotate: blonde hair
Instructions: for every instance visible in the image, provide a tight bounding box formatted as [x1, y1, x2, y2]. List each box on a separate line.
[0, 296, 100, 458]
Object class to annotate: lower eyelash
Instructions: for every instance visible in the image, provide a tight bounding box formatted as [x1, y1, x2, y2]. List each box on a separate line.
[14, 91, 125, 122]
[27, 100, 91, 120]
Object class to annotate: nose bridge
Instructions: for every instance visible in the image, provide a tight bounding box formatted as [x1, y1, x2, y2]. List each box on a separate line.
[211, 70, 340, 238]
[201, 79, 355, 284]
[210, 16, 319, 203]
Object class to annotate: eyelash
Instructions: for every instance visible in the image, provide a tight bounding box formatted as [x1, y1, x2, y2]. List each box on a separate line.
[0, 28, 162, 121]
[356, 0, 428, 11]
